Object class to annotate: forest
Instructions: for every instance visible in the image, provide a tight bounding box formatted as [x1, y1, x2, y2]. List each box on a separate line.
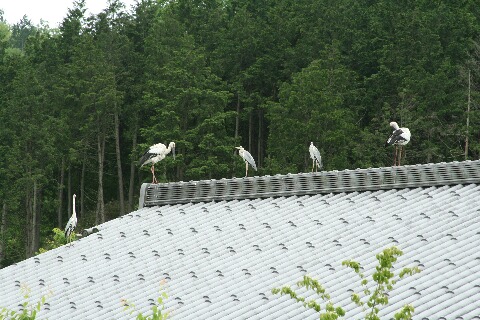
[0, 0, 479, 267]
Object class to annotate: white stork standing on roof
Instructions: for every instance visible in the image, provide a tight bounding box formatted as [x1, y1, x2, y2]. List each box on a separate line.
[309, 142, 322, 172]
[139, 142, 176, 184]
[385, 122, 411, 166]
[65, 194, 77, 247]
[236, 146, 257, 177]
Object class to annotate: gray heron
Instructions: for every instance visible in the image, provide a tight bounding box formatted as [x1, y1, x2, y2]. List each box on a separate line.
[236, 146, 257, 177]
[139, 142, 176, 184]
[309, 142, 322, 172]
[65, 194, 77, 247]
[385, 122, 410, 166]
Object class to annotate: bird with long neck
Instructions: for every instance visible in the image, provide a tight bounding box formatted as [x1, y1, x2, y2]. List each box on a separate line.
[65, 194, 78, 247]
[139, 142, 176, 183]
[309, 142, 322, 172]
[236, 146, 257, 177]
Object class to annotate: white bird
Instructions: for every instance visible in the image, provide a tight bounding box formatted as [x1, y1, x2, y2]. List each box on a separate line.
[139, 142, 176, 184]
[65, 194, 77, 247]
[309, 142, 322, 172]
[236, 146, 257, 177]
[385, 122, 411, 166]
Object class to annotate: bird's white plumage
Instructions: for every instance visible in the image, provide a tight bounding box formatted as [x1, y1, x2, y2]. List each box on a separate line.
[385, 121, 411, 166]
[139, 142, 176, 184]
[236, 146, 257, 170]
[309, 142, 322, 171]
[236, 146, 257, 177]
[139, 142, 176, 167]
[386, 122, 411, 146]
[65, 194, 77, 246]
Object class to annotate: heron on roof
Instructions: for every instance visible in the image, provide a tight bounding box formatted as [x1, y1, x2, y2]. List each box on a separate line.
[309, 142, 322, 172]
[385, 122, 410, 166]
[236, 146, 257, 177]
[139, 142, 175, 184]
[65, 194, 77, 247]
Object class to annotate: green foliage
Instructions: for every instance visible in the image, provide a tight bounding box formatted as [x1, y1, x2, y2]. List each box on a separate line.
[272, 246, 421, 319]
[342, 246, 421, 320]
[0, 284, 51, 320]
[271, 276, 345, 319]
[122, 281, 170, 320]
[36, 228, 75, 254]
[267, 43, 360, 172]
[1, 0, 480, 267]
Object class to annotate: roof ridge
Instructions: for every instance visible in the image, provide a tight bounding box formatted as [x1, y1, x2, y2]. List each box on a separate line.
[140, 160, 480, 207]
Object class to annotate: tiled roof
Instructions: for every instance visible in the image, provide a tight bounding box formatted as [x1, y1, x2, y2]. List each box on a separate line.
[1, 161, 480, 319]
[141, 160, 480, 206]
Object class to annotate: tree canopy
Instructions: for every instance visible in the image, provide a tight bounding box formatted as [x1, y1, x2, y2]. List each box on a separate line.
[0, 0, 479, 267]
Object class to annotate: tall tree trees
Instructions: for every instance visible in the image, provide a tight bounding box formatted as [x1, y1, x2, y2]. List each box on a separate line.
[0, 0, 480, 267]
[268, 43, 359, 172]
[141, 12, 233, 181]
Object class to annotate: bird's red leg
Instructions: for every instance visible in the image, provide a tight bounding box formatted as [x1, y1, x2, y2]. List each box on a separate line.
[151, 165, 156, 184]
[401, 146, 405, 166]
[393, 146, 397, 166]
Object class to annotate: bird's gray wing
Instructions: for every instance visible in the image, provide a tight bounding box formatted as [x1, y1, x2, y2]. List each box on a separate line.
[243, 150, 257, 171]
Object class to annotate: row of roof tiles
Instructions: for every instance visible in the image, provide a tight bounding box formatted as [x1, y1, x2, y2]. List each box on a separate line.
[0, 183, 479, 319]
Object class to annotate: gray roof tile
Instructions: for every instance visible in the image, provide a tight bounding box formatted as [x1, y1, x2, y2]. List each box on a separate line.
[1, 165, 480, 319]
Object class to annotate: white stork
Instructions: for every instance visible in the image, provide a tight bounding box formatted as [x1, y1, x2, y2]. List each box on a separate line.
[385, 122, 411, 166]
[309, 142, 322, 172]
[139, 142, 176, 184]
[236, 146, 257, 177]
[65, 194, 77, 247]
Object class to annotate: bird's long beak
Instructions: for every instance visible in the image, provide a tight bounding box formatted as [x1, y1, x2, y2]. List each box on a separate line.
[235, 147, 240, 149]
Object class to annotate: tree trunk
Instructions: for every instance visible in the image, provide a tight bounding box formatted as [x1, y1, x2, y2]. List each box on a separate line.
[32, 183, 42, 255]
[235, 92, 240, 141]
[96, 131, 106, 225]
[114, 111, 126, 216]
[67, 165, 72, 218]
[26, 180, 39, 257]
[57, 157, 65, 228]
[232, 92, 241, 177]
[257, 109, 263, 168]
[25, 181, 33, 258]
[0, 203, 6, 265]
[248, 111, 253, 153]
[465, 69, 471, 160]
[31, 181, 37, 256]
[128, 123, 138, 213]
[81, 153, 86, 219]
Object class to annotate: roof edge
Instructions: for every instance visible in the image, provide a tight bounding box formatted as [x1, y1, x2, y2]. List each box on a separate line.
[141, 160, 480, 206]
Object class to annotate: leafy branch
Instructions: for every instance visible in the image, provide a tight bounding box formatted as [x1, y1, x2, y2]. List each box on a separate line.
[342, 246, 421, 320]
[0, 284, 52, 320]
[272, 246, 421, 319]
[122, 281, 170, 320]
[272, 276, 345, 319]
[36, 228, 76, 254]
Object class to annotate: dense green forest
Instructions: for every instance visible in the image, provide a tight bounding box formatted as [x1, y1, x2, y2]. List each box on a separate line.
[0, 0, 479, 267]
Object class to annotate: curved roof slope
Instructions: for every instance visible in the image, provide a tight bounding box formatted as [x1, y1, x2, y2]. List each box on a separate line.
[1, 176, 480, 319]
